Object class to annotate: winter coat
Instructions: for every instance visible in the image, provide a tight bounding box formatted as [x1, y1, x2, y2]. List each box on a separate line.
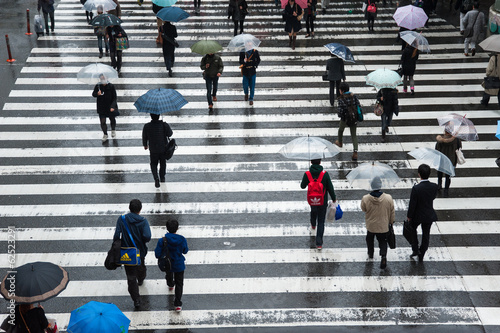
[228, 0, 248, 21]
[376, 88, 399, 117]
[106, 25, 127, 51]
[92, 83, 119, 117]
[155, 232, 189, 272]
[337, 91, 361, 123]
[113, 212, 152, 258]
[304, 0, 317, 20]
[435, 133, 462, 167]
[38, 0, 55, 13]
[284, 2, 303, 33]
[142, 119, 173, 154]
[300, 164, 336, 205]
[401, 45, 419, 76]
[484, 54, 500, 96]
[462, 9, 485, 43]
[108, 0, 121, 17]
[326, 57, 346, 81]
[201, 53, 224, 78]
[7, 306, 48, 333]
[239, 49, 261, 77]
[364, 0, 377, 19]
[361, 191, 395, 234]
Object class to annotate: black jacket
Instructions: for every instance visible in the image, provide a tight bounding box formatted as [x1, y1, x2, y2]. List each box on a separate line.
[92, 83, 119, 117]
[326, 57, 345, 81]
[239, 49, 260, 77]
[142, 120, 173, 154]
[12, 306, 48, 333]
[407, 180, 438, 224]
[376, 88, 399, 116]
[401, 45, 419, 76]
[161, 22, 178, 48]
[228, 0, 248, 21]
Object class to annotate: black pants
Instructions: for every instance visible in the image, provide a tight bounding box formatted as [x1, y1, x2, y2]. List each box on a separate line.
[329, 80, 341, 106]
[42, 10, 55, 33]
[99, 116, 116, 135]
[233, 20, 244, 36]
[481, 91, 500, 106]
[366, 231, 388, 257]
[166, 270, 185, 306]
[194, 0, 201, 7]
[305, 16, 314, 34]
[124, 256, 147, 302]
[411, 221, 433, 258]
[109, 47, 123, 71]
[150, 152, 166, 181]
[437, 171, 451, 189]
[162, 44, 175, 70]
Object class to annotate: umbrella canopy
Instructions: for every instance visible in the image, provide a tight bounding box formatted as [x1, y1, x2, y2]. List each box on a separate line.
[91, 13, 122, 27]
[134, 88, 188, 114]
[400, 30, 430, 53]
[156, 7, 190, 22]
[77, 63, 118, 85]
[190, 40, 223, 55]
[279, 136, 340, 160]
[0, 262, 69, 304]
[393, 5, 428, 30]
[83, 0, 117, 12]
[496, 120, 500, 140]
[227, 33, 261, 51]
[346, 161, 400, 191]
[366, 68, 403, 89]
[324, 43, 355, 63]
[280, 0, 307, 9]
[496, 157, 500, 168]
[408, 147, 455, 176]
[67, 301, 130, 333]
[152, 0, 178, 7]
[479, 35, 500, 53]
[437, 113, 478, 141]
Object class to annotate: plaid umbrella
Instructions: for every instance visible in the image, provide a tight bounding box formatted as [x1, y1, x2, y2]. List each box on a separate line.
[156, 7, 190, 22]
[437, 113, 478, 141]
[134, 88, 188, 114]
[393, 5, 428, 30]
[324, 43, 355, 63]
[90, 13, 122, 27]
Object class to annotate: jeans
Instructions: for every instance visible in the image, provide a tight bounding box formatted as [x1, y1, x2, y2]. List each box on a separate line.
[42, 10, 55, 33]
[411, 221, 433, 258]
[166, 270, 185, 306]
[124, 256, 147, 302]
[381, 111, 393, 132]
[97, 35, 109, 54]
[205, 76, 219, 104]
[310, 204, 327, 246]
[329, 80, 341, 106]
[150, 152, 166, 181]
[243, 74, 256, 101]
[338, 120, 358, 151]
[366, 231, 388, 257]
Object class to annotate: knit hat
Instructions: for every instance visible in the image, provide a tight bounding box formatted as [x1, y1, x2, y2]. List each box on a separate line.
[371, 176, 382, 191]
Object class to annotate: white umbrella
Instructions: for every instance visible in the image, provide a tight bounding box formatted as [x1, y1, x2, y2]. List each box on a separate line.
[77, 63, 118, 85]
[400, 31, 431, 53]
[83, 0, 117, 12]
[479, 35, 500, 53]
[346, 162, 400, 191]
[408, 148, 455, 176]
[279, 136, 340, 160]
[227, 34, 261, 52]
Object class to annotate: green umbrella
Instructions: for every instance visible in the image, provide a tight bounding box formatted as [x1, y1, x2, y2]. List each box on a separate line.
[190, 40, 222, 55]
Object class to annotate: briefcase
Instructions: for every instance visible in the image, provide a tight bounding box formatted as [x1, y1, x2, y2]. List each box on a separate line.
[402, 219, 416, 245]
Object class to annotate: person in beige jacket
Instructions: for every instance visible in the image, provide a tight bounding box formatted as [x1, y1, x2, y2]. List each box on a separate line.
[480, 53, 500, 107]
[360, 176, 395, 269]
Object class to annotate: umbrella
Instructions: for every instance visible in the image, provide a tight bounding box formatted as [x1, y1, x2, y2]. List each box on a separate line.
[324, 43, 355, 63]
[408, 147, 455, 176]
[190, 40, 223, 55]
[393, 5, 428, 30]
[227, 33, 261, 52]
[0, 262, 69, 304]
[437, 113, 478, 141]
[496, 157, 500, 168]
[83, 0, 117, 12]
[280, 0, 307, 9]
[496, 120, 500, 140]
[152, 0, 178, 7]
[400, 30, 431, 53]
[346, 161, 400, 191]
[479, 35, 500, 53]
[279, 136, 340, 160]
[91, 13, 122, 27]
[67, 301, 130, 333]
[134, 88, 188, 114]
[366, 68, 403, 89]
[77, 63, 118, 85]
[156, 7, 190, 22]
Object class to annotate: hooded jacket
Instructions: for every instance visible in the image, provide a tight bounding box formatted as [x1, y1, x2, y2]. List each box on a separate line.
[300, 164, 336, 204]
[155, 233, 189, 272]
[113, 213, 151, 258]
[361, 191, 395, 233]
[201, 54, 224, 78]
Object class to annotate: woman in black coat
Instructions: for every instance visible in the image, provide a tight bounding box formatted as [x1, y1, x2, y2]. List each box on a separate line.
[6, 304, 50, 333]
[376, 88, 399, 142]
[284, 0, 302, 49]
[228, 0, 248, 36]
[92, 74, 119, 142]
[160, 21, 178, 77]
[401, 44, 419, 95]
[106, 25, 127, 73]
[364, 0, 377, 31]
[304, 0, 317, 38]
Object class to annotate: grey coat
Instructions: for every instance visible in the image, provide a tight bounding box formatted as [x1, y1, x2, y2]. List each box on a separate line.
[462, 9, 485, 43]
[326, 57, 345, 81]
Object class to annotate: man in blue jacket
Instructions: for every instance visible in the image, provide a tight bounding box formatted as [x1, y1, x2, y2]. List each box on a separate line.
[113, 199, 152, 308]
[155, 219, 189, 312]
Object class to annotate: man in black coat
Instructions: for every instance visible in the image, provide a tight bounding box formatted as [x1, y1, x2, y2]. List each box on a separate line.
[407, 164, 439, 261]
[326, 54, 345, 106]
[142, 114, 173, 188]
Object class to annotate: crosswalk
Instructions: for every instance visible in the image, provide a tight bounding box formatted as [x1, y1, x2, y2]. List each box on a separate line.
[1, 0, 500, 331]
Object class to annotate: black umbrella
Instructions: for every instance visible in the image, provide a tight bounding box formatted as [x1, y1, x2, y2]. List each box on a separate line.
[90, 13, 123, 27]
[0, 262, 69, 304]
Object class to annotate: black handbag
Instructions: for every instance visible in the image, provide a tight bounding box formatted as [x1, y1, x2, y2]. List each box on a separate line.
[387, 224, 396, 249]
[1, 316, 18, 333]
[403, 219, 417, 245]
[165, 138, 176, 160]
[322, 72, 328, 81]
[484, 76, 500, 89]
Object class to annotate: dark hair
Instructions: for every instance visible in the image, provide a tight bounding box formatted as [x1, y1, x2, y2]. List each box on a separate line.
[473, 1, 479, 8]
[311, 159, 321, 165]
[129, 199, 142, 214]
[339, 82, 350, 93]
[150, 114, 160, 120]
[167, 219, 179, 233]
[417, 164, 431, 180]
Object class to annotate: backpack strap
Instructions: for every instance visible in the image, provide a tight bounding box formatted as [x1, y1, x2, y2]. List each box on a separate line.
[305, 171, 313, 182]
[121, 215, 138, 250]
[317, 170, 325, 183]
[306, 170, 325, 182]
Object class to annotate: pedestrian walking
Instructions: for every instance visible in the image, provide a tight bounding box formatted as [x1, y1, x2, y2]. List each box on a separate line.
[113, 199, 152, 308]
[153, 4, 165, 44]
[228, 0, 248, 36]
[364, 0, 377, 32]
[239, 46, 261, 105]
[407, 164, 439, 262]
[326, 54, 346, 106]
[94, 6, 109, 58]
[160, 21, 178, 77]
[455, 0, 472, 34]
[108, 0, 121, 17]
[37, 0, 55, 35]
[360, 176, 395, 269]
[335, 82, 361, 161]
[283, 0, 303, 50]
[300, 159, 336, 250]
[321, 0, 329, 13]
[155, 219, 189, 312]
[92, 74, 119, 143]
[462, 2, 485, 56]
[2, 304, 51, 332]
[304, 0, 317, 38]
[400, 43, 419, 95]
[142, 114, 173, 188]
[194, 0, 201, 14]
[435, 130, 461, 197]
[80, 0, 93, 24]
[480, 53, 500, 107]
[376, 88, 399, 142]
[106, 24, 127, 73]
[200, 53, 224, 110]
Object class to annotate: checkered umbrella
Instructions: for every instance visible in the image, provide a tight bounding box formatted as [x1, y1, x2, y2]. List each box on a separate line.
[437, 113, 478, 141]
[134, 88, 188, 114]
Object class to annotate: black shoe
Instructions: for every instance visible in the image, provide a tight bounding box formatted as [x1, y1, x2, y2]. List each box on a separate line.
[168, 69, 173, 77]
[410, 251, 419, 257]
[418, 253, 424, 262]
[160, 178, 165, 182]
[368, 253, 374, 259]
[471, 48, 476, 56]
[155, 179, 160, 188]
[134, 300, 141, 308]
[380, 257, 387, 269]
[443, 189, 449, 197]
[137, 279, 144, 286]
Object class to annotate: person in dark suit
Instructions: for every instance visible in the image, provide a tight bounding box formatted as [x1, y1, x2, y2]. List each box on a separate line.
[325, 54, 346, 106]
[407, 164, 439, 261]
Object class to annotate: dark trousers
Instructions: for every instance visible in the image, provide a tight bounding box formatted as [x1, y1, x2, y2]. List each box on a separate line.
[481, 91, 500, 106]
[437, 171, 451, 189]
[42, 10, 55, 33]
[150, 152, 166, 181]
[233, 20, 244, 36]
[124, 256, 147, 302]
[411, 221, 433, 257]
[366, 231, 388, 257]
[194, 0, 201, 7]
[205, 76, 219, 104]
[109, 48, 123, 71]
[162, 44, 175, 70]
[99, 116, 116, 135]
[329, 80, 341, 106]
[310, 204, 327, 246]
[166, 270, 185, 306]
[305, 16, 314, 34]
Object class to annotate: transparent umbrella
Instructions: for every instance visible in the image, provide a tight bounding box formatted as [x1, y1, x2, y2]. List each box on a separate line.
[279, 136, 340, 160]
[400, 30, 430, 53]
[227, 34, 261, 52]
[437, 113, 478, 141]
[77, 63, 118, 85]
[408, 147, 455, 176]
[346, 161, 400, 191]
[83, 0, 117, 12]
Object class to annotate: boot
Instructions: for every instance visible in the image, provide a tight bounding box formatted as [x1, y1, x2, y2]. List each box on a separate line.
[352, 151, 358, 161]
[292, 36, 296, 50]
[288, 35, 292, 47]
[381, 130, 386, 142]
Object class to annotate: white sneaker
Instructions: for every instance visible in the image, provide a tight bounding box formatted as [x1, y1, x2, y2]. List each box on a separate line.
[175, 306, 182, 312]
[102, 135, 108, 142]
[111, 130, 116, 138]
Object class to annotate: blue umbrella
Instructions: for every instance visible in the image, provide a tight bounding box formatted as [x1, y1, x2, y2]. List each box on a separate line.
[152, 0, 178, 6]
[134, 88, 188, 114]
[67, 301, 130, 333]
[323, 43, 355, 63]
[157, 7, 190, 22]
[496, 120, 500, 140]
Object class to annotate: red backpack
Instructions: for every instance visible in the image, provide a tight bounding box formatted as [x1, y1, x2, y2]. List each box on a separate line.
[305, 171, 326, 206]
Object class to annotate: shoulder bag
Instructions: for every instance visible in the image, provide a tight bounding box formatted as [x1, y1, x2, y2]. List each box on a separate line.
[119, 215, 141, 266]
[373, 102, 384, 116]
[456, 148, 466, 165]
[163, 123, 176, 160]
[296, 5, 303, 21]
[367, 1, 376, 13]
[357, 104, 364, 122]
[464, 12, 479, 38]
[115, 36, 129, 50]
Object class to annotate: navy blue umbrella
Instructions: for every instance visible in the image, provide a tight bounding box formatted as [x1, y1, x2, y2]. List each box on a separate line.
[324, 43, 355, 63]
[157, 7, 190, 22]
[134, 88, 188, 115]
